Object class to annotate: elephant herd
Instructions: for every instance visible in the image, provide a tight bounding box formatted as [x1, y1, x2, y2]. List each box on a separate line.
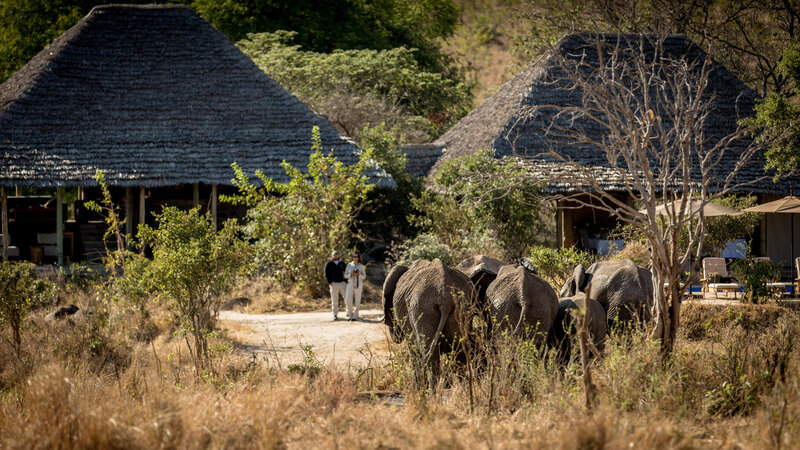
[382, 256, 654, 371]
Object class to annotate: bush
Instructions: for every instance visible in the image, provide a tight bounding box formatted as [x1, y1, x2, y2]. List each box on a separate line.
[226, 127, 374, 297]
[0, 262, 55, 357]
[527, 246, 598, 290]
[393, 233, 454, 266]
[137, 207, 249, 372]
[731, 255, 784, 304]
[410, 151, 548, 261]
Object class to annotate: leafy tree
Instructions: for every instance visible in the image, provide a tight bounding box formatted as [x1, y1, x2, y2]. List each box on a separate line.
[225, 127, 374, 296]
[357, 123, 423, 239]
[746, 42, 800, 176]
[137, 207, 249, 372]
[194, 0, 460, 73]
[238, 32, 472, 139]
[0, 262, 56, 357]
[527, 245, 597, 290]
[417, 150, 548, 260]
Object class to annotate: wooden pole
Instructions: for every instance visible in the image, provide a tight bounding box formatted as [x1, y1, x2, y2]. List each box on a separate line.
[125, 187, 133, 243]
[15, 186, 21, 196]
[57, 187, 64, 266]
[139, 187, 146, 225]
[2, 187, 8, 262]
[211, 184, 218, 229]
[193, 183, 200, 208]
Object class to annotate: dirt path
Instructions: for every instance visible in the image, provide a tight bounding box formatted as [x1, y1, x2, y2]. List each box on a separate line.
[219, 309, 391, 367]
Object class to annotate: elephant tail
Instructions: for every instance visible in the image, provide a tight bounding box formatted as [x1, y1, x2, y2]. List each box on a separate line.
[422, 307, 450, 366]
[512, 299, 529, 337]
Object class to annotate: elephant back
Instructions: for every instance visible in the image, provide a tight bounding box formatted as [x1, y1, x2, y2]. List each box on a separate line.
[487, 265, 559, 340]
[584, 260, 651, 328]
[382, 264, 409, 328]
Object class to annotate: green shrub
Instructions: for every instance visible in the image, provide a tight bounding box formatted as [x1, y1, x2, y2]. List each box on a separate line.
[527, 246, 598, 290]
[731, 255, 783, 304]
[225, 127, 374, 297]
[394, 233, 454, 266]
[137, 207, 249, 372]
[0, 262, 55, 357]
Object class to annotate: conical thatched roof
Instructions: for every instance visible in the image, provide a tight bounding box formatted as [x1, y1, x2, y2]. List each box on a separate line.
[433, 33, 797, 194]
[0, 4, 393, 188]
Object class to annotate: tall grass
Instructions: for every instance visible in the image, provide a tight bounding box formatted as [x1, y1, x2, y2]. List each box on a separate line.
[2, 294, 800, 448]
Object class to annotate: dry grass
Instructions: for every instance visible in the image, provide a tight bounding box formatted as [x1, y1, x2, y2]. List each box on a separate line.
[3, 289, 800, 448]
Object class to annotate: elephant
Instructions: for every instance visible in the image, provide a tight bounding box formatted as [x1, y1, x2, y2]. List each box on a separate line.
[381, 258, 476, 371]
[486, 263, 559, 345]
[549, 294, 607, 363]
[560, 260, 654, 330]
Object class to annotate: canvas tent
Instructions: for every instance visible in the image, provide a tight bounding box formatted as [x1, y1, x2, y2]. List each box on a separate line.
[0, 4, 392, 264]
[430, 33, 799, 255]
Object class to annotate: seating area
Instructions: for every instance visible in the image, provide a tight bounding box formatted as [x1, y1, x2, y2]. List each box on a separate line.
[696, 255, 799, 300]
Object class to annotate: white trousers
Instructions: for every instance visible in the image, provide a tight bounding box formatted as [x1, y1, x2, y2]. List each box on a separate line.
[345, 283, 363, 319]
[330, 282, 346, 316]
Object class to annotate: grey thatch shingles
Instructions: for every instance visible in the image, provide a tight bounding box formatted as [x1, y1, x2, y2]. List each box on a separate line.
[0, 4, 393, 187]
[433, 33, 798, 194]
[401, 144, 443, 177]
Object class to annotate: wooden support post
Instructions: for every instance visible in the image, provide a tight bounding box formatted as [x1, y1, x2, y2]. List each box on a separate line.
[193, 183, 200, 208]
[210, 184, 218, 229]
[57, 187, 64, 266]
[139, 187, 146, 225]
[2, 187, 8, 262]
[15, 186, 21, 196]
[556, 201, 563, 248]
[78, 187, 84, 201]
[125, 187, 133, 246]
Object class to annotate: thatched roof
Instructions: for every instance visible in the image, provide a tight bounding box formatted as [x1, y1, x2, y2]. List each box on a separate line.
[0, 5, 393, 188]
[401, 144, 443, 177]
[433, 33, 798, 194]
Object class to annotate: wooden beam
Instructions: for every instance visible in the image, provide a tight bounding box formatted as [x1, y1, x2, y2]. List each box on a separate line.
[57, 187, 64, 266]
[125, 187, 133, 247]
[193, 183, 200, 208]
[15, 186, 21, 196]
[139, 187, 146, 225]
[2, 187, 8, 262]
[211, 184, 218, 229]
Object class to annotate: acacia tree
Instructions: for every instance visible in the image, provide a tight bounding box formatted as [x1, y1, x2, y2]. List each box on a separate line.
[517, 34, 769, 355]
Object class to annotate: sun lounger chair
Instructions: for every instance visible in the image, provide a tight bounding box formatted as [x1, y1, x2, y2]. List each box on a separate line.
[701, 257, 740, 299]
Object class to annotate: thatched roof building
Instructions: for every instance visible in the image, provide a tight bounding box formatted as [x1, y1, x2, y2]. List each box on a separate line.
[401, 144, 443, 177]
[432, 33, 797, 194]
[0, 4, 392, 188]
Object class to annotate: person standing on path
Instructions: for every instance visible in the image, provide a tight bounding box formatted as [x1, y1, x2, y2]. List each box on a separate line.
[344, 251, 366, 321]
[325, 250, 347, 320]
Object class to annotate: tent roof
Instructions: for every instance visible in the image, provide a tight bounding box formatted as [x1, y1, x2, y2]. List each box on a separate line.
[0, 4, 393, 188]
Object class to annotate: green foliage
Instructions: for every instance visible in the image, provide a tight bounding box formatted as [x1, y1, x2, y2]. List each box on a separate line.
[394, 233, 454, 266]
[414, 151, 548, 260]
[0, 262, 56, 356]
[137, 207, 249, 371]
[195, 0, 460, 73]
[730, 255, 783, 304]
[357, 123, 423, 238]
[225, 127, 374, 297]
[84, 169, 127, 269]
[702, 196, 761, 256]
[747, 90, 800, 177]
[238, 32, 472, 140]
[527, 245, 597, 290]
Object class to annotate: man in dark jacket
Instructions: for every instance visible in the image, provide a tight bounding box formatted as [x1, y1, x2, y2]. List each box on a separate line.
[325, 250, 347, 320]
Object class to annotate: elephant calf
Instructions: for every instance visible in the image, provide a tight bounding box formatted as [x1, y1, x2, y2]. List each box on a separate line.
[486, 264, 559, 345]
[549, 294, 607, 363]
[560, 260, 653, 330]
[382, 258, 476, 371]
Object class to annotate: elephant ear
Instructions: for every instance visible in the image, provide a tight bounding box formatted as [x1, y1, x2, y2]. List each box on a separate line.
[382, 265, 409, 327]
[574, 264, 588, 293]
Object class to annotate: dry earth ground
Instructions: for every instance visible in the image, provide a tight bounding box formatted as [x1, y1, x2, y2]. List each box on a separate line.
[220, 309, 391, 367]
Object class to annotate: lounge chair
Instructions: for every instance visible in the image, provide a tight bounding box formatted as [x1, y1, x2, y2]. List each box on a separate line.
[796, 257, 800, 297]
[701, 257, 740, 299]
